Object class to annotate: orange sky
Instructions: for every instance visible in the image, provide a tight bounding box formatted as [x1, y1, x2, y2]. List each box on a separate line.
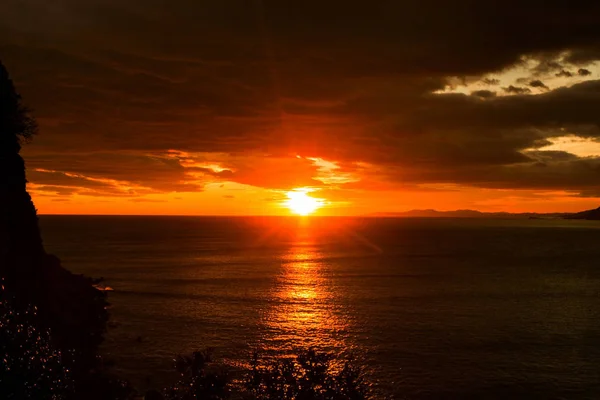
[4, 1, 600, 215]
[29, 153, 600, 216]
[31, 188, 600, 216]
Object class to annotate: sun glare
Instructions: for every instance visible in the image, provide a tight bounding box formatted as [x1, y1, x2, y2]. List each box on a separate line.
[284, 190, 323, 216]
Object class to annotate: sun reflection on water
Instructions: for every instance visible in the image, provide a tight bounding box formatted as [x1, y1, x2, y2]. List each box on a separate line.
[260, 226, 352, 354]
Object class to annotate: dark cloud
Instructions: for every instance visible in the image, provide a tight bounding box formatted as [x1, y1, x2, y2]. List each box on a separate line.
[503, 86, 532, 95]
[578, 68, 592, 76]
[529, 80, 549, 90]
[471, 90, 496, 98]
[556, 70, 574, 78]
[531, 58, 564, 75]
[31, 185, 79, 196]
[566, 48, 600, 64]
[447, 157, 600, 193]
[349, 154, 600, 196]
[128, 198, 167, 203]
[26, 152, 204, 193]
[28, 169, 146, 197]
[481, 78, 500, 86]
[326, 80, 600, 193]
[415, 81, 600, 134]
[1, 0, 600, 197]
[28, 170, 118, 191]
[523, 151, 580, 162]
[576, 188, 600, 198]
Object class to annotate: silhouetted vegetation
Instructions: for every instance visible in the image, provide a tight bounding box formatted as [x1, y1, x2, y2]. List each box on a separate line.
[146, 349, 369, 400]
[244, 350, 369, 400]
[0, 62, 37, 151]
[161, 350, 230, 400]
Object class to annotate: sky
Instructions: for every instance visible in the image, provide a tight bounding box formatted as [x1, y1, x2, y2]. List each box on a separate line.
[1, 0, 600, 215]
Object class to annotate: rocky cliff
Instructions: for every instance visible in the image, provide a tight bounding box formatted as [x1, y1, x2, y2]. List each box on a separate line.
[0, 61, 110, 398]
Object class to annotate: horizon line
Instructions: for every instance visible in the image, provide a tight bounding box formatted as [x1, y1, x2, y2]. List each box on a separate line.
[37, 209, 587, 218]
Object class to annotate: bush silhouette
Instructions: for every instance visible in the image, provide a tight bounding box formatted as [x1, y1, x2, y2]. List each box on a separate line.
[245, 349, 369, 400]
[0, 62, 37, 152]
[147, 349, 369, 400]
[162, 349, 231, 400]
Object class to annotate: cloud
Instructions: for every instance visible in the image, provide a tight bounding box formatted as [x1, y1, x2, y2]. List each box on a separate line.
[578, 68, 592, 76]
[1, 0, 600, 201]
[26, 152, 205, 194]
[555, 70, 574, 78]
[523, 150, 580, 162]
[128, 198, 167, 203]
[481, 78, 500, 85]
[503, 85, 532, 95]
[28, 169, 146, 197]
[471, 90, 496, 98]
[566, 48, 600, 64]
[531, 58, 565, 76]
[529, 80, 549, 90]
[30, 185, 79, 196]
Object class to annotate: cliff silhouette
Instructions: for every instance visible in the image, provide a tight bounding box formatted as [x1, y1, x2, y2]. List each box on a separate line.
[0, 61, 114, 398]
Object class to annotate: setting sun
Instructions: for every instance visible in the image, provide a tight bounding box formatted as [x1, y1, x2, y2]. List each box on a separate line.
[284, 190, 324, 216]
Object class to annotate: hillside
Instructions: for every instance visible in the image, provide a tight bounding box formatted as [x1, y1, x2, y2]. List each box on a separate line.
[373, 207, 600, 220]
[372, 209, 569, 219]
[565, 206, 600, 220]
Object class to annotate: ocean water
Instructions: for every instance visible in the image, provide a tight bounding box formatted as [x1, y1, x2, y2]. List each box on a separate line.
[39, 216, 600, 399]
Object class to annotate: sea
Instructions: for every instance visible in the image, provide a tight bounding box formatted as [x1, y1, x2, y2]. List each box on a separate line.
[39, 216, 600, 399]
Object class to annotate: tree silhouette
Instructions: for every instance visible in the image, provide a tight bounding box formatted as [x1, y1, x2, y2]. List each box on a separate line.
[0, 61, 37, 153]
[0, 60, 44, 258]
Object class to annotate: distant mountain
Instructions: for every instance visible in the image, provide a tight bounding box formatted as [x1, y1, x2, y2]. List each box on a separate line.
[374, 209, 488, 218]
[564, 206, 600, 220]
[371, 209, 573, 219]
